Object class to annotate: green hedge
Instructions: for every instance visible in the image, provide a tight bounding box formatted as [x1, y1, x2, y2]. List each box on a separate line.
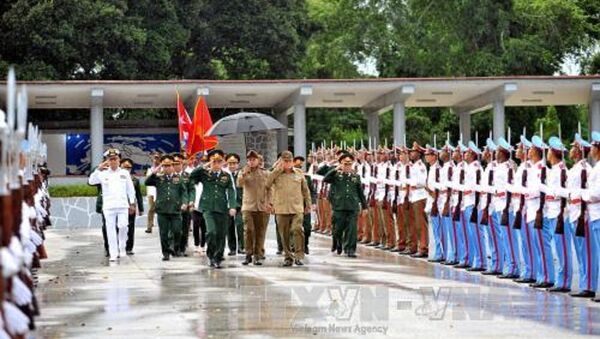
[49, 184, 147, 198]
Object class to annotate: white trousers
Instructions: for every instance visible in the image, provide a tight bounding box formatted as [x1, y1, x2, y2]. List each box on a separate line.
[104, 208, 129, 259]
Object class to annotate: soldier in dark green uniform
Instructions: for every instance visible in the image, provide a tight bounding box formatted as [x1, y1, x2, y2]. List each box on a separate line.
[173, 153, 194, 256]
[323, 153, 368, 258]
[120, 158, 144, 255]
[145, 155, 189, 261]
[226, 153, 244, 255]
[294, 156, 317, 254]
[189, 149, 237, 269]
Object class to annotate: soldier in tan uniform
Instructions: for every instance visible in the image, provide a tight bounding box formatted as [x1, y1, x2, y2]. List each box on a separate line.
[237, 150, 272, 266]
[266, 151, 312, 266]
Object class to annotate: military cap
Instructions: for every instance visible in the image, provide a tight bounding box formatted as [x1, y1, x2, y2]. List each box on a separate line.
[339, 152, 355, 163]
[226, 153, 240, 163]
[519, 135, 532, 149]
[280, 150, 293, 161]
[208, 149, 225, 161]
[103, 148, 120, 158]
[467, 141, 481, 155]
[424, 144, 438, 155]
[571, 133, 591, 149]
[246, 150, 260, 159]
[410, 142, 426, 154]
[160, 154, 174, 164]
[548, 136, 565, 152]
[531, 135, 547, 150]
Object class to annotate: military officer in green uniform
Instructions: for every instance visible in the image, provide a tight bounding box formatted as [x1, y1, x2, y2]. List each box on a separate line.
[323, 152, 368, 258]
[145, 155, 189, 261]
[189, 149, 237, 269]
[294, 156, 317, 254]
[173, 153, 194, 256]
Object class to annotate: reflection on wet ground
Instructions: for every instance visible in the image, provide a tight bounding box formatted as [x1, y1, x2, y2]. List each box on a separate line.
[35, 224, 600, 338]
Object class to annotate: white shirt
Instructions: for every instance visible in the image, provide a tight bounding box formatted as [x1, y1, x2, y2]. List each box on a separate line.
[357, 162, 371, 198]
[374, 161, 389, 201]
[89, 167, 135, 211]
[582, 161, 600, 222]
[564, 160, 590, 223]
[492, 160, 512, 212]
[539, 161, 567, 219]
[436, 161, 454, 211]
[508, 160, 528, 212]
[426, 162, 441, 213]
[194, 182, 204, 210]
[450, 161, 464, 208]
[477, 161, 495, 211]
[523, 160, 546, 223]
[407, 160, 427, 202]
[459, 160, 481, 210]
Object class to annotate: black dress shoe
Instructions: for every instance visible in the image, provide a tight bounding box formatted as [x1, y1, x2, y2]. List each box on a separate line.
[228, 251, 236, 256]
[214, 261, 222, 269]
[530, 282, 554, 288]
[454, 264, 470, 269]
[347, 253, 357, 258]
[592, 297, 600, 302]
[209, 260, 215, 267]
[162, 256, 170, 261]
[276, 251, 283, 255]
[336, 246, 343, 255]
[514, 278, 536, 284]
[411, 252, 428, 258]
[242, 256, 252, 266]
[466, 267, 486, 272]
[253, 259, 263, 266]
[569, 290, 595, 298]
[482, 271, 502, 275]
[294, 259, 304, 266]
[400, 249, 417, 255]
[442, 261, 459, 266]
[282, 260, 293, 267]
[126, 251, 134, 256]
[145, 229, 152, 234]
[498, 274, 519, 279]
[367, 242, 380, 247]
[390, 248, 401, 253]
[547, 287, 571, 293]
[428, 258, 444, 263]
[382, 246, 392, 251]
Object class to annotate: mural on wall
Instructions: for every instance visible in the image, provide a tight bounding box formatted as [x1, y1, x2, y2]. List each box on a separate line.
[66, 133, 180, 175]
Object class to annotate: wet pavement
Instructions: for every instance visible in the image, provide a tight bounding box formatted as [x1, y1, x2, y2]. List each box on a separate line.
[35, 222, 600, 338]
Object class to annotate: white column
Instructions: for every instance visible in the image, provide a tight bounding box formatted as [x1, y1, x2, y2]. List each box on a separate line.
[90, 88, 104, 168]
[393, 102, 406, 146]
[459, 112, 471, 142]
[492, 99, 505, 142]
[367, 111, 380, 146]
[276, 110, 288, 153]
[293, 103, 306, 157]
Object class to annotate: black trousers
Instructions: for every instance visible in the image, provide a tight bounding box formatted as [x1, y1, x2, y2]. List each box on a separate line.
[126, 213, 135, 252]
[192, 210, 207, 247]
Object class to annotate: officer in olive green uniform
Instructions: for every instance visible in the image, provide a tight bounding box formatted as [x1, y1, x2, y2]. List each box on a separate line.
[173, 153, 194, 256]
[189, 149, 238, 269]
[323, 153, 368, 258]
[145, 155, 189, 261]
[294, 156, 317, 255]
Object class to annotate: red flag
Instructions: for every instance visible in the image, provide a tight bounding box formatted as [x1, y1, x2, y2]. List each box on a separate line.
[188, 96, 218, 156]
[176, 91, 193, 152]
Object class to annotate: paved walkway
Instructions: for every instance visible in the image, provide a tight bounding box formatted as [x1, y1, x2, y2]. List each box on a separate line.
[34, 224, 600, 338]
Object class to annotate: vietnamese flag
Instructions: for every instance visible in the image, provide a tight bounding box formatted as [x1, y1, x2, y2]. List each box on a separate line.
[176, 91, 193, 152]
[188, 96, 218, 156]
